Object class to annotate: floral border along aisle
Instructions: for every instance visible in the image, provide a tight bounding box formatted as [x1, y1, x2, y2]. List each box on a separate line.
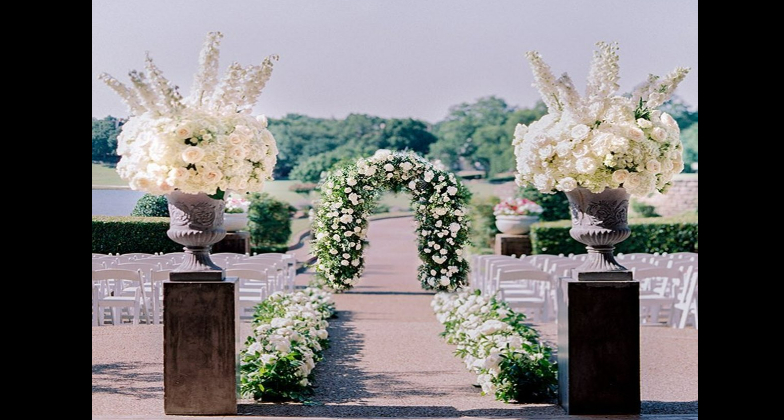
[432, 290, 558, 402]
[240, 288, 335, 402]
[312, 150, 472, 291]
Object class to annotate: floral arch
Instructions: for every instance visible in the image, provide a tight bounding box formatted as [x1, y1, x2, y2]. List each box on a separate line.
[312, 150, 472, 291]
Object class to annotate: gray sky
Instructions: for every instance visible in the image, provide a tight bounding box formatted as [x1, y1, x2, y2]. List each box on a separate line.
[92, 0, 698, 123]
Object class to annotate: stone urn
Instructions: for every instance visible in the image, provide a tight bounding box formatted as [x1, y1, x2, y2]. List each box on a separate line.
[564, 187, 631, 279]
[166, 190, 227, 280]
[495, 215, 539, 235]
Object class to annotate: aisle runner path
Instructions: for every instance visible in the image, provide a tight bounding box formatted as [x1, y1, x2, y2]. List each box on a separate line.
[241, 217, 562, 417]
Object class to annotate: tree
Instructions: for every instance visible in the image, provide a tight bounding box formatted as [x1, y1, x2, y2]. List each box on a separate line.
[680, 122, 698, 172]
[92, 116, 123, 161]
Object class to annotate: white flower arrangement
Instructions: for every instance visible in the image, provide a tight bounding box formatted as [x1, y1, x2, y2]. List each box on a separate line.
[240, 287, 335, 401]
[312, 150, 471, 292]
[432, 290, 557, 402]
[99, 32, 279, 196]
[225, 193, 251, 213]
[513, 42, 690, 196]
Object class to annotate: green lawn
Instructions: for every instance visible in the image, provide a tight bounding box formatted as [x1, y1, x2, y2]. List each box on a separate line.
[92, 163, 127, 187]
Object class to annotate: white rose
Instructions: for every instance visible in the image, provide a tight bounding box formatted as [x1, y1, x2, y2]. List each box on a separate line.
[449, 223, 461, 232]
[646, 159, 662, 173]
[447, 186, 458, 196]
[347, 178, 357, 186]
[344, 187, 352, 193]
[626, 126, 645, 141]
[202, 169, 222, 184]
[341, 260, 349, 266]
[408, 180, 417, 190]
[401, 162, 413, 171]
[256, 114, 269, 128]
[557, 177, 577, 191]
[571, 124, 591, 140]
[636, 118, 653, 129]
[625, 172, 642, 189]
[439, 277, 451, 287]
[340, 214, 353, 224]
[660, 112, 677, 128]
[351, 259, 359, 267]
[651, 127, 667, 142]
[384, 163, 394, 172]
[424, 171, 434, 182]
[175, 124, 192, 139]
[182, 146, 206, 163]
[612, 169, 630, 184]
[168, 167, 188, 180]
[329, 249, 338, 255]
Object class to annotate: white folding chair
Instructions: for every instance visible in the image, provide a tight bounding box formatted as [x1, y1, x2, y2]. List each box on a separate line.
[225, 268, 271, 317]
[494, 269, 555, 322]
[147, 269, 172, 324]
[672, 271, 698, 329]
[92, 269, 149, 325]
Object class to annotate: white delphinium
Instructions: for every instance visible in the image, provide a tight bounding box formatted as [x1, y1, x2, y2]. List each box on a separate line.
[513, 42, 689, 197]
[99, 31, 279, 195]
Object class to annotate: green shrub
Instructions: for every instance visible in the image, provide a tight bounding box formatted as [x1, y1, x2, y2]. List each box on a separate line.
[248, 193, 296, 250]
[631, 200, 660, 218]
[130, 194, 170, 217]
[529, 215, 698, 255]
[518, 185, 570, 222]
[468, 196, 501, 253]
[92, 216, 180, 254]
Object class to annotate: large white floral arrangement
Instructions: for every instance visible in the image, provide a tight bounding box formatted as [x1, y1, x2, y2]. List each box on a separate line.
[240, 287, 335, 401]
[312, 150, 472, 292]
[513, 42, 690, 196]
[432, 290, 557, 402]
[100, 32, 279, 196]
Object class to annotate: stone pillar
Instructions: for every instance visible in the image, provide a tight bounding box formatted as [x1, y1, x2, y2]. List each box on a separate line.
[494, 234, 532, 257]
[164, 278, 239, 415]
[212, 231, 251, 254]
[557, 273, 640, 415]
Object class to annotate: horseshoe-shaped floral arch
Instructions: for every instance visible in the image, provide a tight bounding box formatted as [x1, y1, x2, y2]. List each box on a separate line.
[312, 150, 472, 291]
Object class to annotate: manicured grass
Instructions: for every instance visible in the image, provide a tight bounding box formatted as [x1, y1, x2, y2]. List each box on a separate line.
[92, 163, 127, 187]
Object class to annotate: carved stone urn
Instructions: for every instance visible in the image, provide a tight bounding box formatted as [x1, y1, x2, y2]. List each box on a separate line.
[564, 187, 631, 279]
[166, 190, 227, 280]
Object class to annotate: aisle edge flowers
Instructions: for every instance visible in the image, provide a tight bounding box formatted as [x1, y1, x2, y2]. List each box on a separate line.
[240, 287, 335, 402]
[493, 197, 543, 216]
[514, 41, 690, 196]
[432, 290, 557, 402]
[312, 150, 472, 292]
[100, 31, 279, 196]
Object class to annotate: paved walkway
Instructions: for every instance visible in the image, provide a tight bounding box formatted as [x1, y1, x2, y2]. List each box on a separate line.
[92, 217, 698, 419]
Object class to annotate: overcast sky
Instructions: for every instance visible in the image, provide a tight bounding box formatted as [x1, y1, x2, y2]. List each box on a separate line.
[92, 0, 698, 123]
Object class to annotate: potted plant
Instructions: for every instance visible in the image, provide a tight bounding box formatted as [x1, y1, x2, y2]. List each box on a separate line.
[224, 194, 251, 232]
[493, 197, 543, 235]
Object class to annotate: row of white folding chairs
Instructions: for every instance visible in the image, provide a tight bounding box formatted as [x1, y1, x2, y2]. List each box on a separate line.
[92, 268, 154, 326]
[471, 253, 698, 328]
[636, 266, 698, 328]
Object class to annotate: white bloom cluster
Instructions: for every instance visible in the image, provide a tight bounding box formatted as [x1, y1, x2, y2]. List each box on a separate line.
[100, 32, 279, 195]
[513, 42, 690, 196]
[431, 290, 556, 401]
[312, 151, 471, 292]
[240, 287, 334, 399]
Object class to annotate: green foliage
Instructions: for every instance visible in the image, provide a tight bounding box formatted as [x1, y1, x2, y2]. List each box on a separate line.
[92, 216, 180, 254]
[468, 196, 500, 253]
[130, 193, 170, 217]
[248, 193, 296, 249]
[92, 116, 123, 162]
[530, 215, 698, 255]
[631, 200, 660, 218]
[290, 148, 361, 183]
[518, 185, 570, 222]
[429, 97, 547, 177]
[681, 122, 698, 171]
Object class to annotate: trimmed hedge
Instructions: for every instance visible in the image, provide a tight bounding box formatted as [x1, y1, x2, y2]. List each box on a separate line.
[92, 216, 181, 254]
[530, 215, 698, 255]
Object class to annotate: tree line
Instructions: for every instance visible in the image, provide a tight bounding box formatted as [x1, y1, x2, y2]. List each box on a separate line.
[92, 95, 698, 181]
